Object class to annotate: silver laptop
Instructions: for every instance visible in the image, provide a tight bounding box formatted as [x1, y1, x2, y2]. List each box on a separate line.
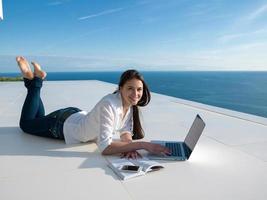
[148, 114, 205, 161]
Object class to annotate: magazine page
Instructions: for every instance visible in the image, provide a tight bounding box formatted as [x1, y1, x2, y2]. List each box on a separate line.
[131, 158, 164, 173]
[107, 157, 164, 180]
[108, 158, 145, 180]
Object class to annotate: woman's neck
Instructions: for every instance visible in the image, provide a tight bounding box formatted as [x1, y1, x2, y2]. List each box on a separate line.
[119, 92, 130, 114]
[122, 102, 130, 116]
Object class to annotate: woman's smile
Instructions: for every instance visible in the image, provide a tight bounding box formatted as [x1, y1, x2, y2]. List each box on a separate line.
[129, 96, 139, 104]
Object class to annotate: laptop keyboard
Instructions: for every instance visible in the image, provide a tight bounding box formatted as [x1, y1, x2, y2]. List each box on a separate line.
[165, 142, 182, 157]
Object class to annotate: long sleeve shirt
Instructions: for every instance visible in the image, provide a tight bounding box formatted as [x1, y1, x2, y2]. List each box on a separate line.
[63, 92, 133, 152]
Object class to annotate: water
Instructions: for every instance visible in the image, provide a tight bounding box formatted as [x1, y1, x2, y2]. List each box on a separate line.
[1, 71, 267, 118]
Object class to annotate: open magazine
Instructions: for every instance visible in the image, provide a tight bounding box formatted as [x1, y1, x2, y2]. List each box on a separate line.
[107, 158, 164, 180]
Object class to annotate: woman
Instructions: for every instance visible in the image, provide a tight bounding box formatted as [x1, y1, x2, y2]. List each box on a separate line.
[17, 56, 170, 158]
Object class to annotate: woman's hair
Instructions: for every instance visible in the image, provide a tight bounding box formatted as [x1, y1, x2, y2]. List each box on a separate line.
[116, 69, 151, 140]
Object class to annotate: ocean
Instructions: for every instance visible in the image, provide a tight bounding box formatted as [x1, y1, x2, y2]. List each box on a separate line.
[1, 71, 267, 118]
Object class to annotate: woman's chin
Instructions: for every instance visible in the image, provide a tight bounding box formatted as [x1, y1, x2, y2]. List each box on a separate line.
[129, 100, 138, 105]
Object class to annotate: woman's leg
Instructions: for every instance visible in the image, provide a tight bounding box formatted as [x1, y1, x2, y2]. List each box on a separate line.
[17, 57, 58, 138]
[30, 60, 46, 118]
[36, 98, 45, 118]
[19, 77, 52, 136]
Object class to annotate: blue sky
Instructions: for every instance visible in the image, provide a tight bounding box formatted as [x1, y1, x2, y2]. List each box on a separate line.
[1, 0, 267, 72]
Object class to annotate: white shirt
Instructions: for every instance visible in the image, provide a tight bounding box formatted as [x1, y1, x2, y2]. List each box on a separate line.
[63, 92, 133, 152]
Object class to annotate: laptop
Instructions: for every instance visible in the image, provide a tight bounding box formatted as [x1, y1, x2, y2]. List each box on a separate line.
[148, 114, 206, 161]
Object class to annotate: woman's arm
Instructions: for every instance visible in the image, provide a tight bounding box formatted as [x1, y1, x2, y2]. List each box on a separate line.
[97, 100, 170, 156]
[102, 141, 171, 155]
[120, 132, 132, 143]
[119, 132, 142, 159]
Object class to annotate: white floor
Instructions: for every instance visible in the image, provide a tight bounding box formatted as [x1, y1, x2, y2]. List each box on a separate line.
[1, 80, 267, 200]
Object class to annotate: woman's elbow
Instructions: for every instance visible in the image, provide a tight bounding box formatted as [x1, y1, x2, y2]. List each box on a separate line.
[101, 145, 112, 155]
[101, 150, 108, 155]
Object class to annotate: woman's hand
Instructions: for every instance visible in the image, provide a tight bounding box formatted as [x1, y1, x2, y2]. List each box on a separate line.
[145, 143, 171, 155]
[121, 150, 142, 159]
[102, 141, 169, 156]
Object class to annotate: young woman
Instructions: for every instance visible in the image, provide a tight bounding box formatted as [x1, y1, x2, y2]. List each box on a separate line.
[17, 56, 170, 159]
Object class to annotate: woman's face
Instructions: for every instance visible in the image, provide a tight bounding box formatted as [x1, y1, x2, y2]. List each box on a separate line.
[120, 78, 143, 107]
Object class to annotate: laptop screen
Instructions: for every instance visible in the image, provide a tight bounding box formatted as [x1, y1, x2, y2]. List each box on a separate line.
[184, 115, 205, 152]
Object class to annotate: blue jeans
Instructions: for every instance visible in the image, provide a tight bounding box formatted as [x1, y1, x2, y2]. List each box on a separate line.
[19, 77, 81, 140]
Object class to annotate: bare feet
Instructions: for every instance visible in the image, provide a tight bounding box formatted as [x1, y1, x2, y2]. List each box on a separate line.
[16, 56, 34, 80]
[31, 61, 47, 80]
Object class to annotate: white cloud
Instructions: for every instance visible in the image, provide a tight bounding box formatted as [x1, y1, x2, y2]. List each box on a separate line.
[191, 42, 267, 70]
[1, 48, 267, 72]
[247, 3, 267, 21]
[78, 8, 124, 20]
[218, 28, 267, 43]
[47, 2, 63, 6]
[219, 33, 247, 43]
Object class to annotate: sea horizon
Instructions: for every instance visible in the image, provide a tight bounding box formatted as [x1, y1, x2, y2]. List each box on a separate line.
[1, 71, 267, 119]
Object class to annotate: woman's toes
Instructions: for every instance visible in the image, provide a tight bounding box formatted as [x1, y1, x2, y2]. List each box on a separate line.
[31, 62, 47, 79]
[16, 56, 21, 62]
[16, 56, 34, 80]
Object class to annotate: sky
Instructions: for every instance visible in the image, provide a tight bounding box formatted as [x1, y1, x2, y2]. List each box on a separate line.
[1, 0, 267, 72]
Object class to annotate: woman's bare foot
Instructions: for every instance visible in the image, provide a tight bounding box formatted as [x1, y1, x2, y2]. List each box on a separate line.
[16, 56, 34, 80]
[31, 61, 47, 80]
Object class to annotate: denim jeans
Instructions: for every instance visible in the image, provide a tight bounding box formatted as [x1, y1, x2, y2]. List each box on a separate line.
[19, 77, 81, 140]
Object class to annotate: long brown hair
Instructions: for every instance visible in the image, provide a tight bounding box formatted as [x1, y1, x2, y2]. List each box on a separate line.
[115, 69, 151, 140]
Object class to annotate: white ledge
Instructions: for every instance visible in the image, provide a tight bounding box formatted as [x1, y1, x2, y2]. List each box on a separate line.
[1, 80, 267, 200]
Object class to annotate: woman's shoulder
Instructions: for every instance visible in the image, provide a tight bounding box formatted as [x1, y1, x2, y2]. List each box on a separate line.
[97, 92, 120, 107]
